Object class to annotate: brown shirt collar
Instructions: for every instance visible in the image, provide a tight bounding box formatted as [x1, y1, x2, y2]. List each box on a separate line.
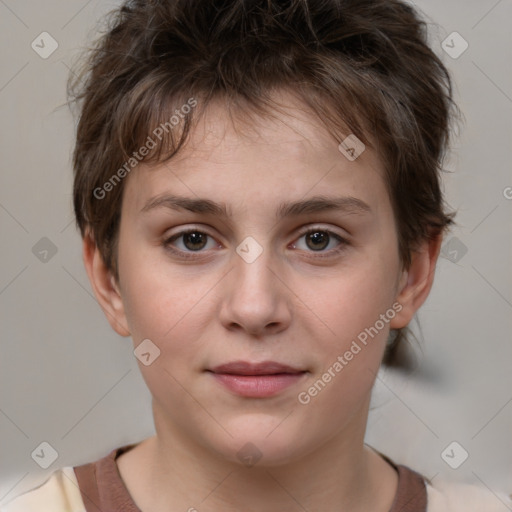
[74, 444, 427, 512]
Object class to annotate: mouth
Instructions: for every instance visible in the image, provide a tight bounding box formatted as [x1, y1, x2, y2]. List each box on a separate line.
[207, 360, 308, 397]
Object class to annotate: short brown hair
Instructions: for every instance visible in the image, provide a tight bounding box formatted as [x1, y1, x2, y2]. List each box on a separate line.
[68, 0, 459, 368]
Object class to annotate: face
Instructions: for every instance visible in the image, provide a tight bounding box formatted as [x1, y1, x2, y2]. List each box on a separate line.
[106, 94, 410, 466]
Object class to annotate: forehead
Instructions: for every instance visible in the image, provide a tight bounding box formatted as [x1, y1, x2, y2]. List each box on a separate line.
[122, 92, 389, 218]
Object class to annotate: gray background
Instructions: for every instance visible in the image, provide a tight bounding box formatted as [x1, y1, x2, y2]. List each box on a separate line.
[1, 0, 511, 506]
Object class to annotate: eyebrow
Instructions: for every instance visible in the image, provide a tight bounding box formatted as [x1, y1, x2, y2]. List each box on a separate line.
[140, 194, 372, 219]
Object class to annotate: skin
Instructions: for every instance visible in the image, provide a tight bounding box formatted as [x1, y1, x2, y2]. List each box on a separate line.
[83, 92, 443, 512]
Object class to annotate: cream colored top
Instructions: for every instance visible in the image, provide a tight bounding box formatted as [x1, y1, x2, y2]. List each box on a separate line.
[1, 457, 510, 512]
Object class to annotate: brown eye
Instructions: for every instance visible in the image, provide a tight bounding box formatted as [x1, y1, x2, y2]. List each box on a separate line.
[305, 230, 330, 251]
[181, 231, 208, 251]
[293, 227, 349, 258]
[164, 229, 217, 255]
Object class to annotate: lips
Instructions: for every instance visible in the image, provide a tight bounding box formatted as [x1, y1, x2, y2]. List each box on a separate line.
[209, 360, 304, 376]
[207, 361, 307, 398]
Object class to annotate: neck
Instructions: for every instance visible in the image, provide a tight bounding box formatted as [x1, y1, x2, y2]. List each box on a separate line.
[133, 396, 397, 512]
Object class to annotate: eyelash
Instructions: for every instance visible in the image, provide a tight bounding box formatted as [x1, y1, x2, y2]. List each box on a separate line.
[162, 227, 349, 260]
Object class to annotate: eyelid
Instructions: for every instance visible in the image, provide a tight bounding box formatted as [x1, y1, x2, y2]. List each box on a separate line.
[294, 224, 349, 239]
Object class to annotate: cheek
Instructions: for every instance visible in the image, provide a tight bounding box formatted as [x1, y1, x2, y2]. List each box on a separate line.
[118, 230, 191, 324]
[296, 254, 398, 406]
[123, 272, 210, 347]
[296, 272, 394, 425]
[305, 260, 398, 343]
[121, 270, 210, 402]
[118, 256, 227, 388]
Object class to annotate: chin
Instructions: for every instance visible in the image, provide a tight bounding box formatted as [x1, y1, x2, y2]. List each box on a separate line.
[206, 414, 314, 468]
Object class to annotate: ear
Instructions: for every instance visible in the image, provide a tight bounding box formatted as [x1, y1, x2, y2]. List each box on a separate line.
[390, 232, 443, 330]
[82, 231, 131, 337]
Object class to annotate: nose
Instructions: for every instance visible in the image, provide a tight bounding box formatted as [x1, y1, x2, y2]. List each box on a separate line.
[218, 241, 292, 338]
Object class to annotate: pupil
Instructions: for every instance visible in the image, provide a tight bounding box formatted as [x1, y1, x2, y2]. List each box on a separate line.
[307, 231, 329, 251]
[184, 232, 206, 251]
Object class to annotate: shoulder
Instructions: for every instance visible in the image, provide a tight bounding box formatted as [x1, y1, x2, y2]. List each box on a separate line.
[426, 477, 512, 512]
[0, 467, 86, 512]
